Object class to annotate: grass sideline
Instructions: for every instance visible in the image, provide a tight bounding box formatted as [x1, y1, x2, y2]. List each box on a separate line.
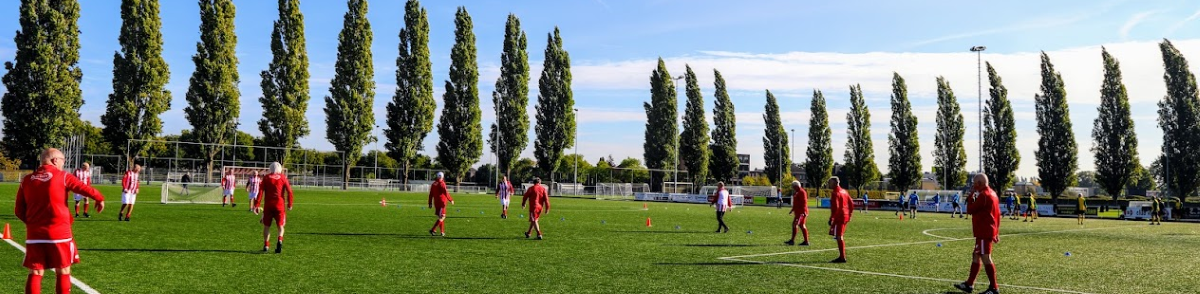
[0, 183, 1196, 293]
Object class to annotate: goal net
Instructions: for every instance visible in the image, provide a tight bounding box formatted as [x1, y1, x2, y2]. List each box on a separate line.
[162, 166, 270, 204]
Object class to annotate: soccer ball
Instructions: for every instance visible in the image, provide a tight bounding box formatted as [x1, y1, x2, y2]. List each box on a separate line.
[255, 207, 263, 214]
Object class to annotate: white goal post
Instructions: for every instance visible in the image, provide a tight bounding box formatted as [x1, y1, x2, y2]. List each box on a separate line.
[162, 166, 270, 204]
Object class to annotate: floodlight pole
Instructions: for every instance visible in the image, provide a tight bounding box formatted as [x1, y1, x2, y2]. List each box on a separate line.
[573, 108, 580, 192]
[971, 45, 986, 173]
[673, 75, 684, 194]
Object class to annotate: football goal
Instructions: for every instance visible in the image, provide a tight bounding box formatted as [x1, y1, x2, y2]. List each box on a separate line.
[162, 166, 270, 204]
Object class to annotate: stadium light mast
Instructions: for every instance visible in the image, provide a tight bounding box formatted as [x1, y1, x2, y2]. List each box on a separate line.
[971, 45, 986, 173]
[673, 75, 685, 193]
[374, 124, 380, 180]
[790, 128, 795, 179]
[573, 108, 580, 190]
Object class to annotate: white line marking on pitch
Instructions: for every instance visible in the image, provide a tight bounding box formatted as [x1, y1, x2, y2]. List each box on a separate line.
[718, 225, 1133, 294]
[4, 238, 103, 294]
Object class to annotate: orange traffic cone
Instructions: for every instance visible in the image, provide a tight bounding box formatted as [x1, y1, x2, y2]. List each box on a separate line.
[646, 217, 653, 227]
[2, 223, 10, 240]
[899, 213, 904, 221]
[643, 203, 648, 210]
[380, 198, 387, 207]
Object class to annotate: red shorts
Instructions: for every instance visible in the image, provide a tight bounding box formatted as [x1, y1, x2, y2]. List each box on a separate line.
[828, 221, 848, 237]
[23, 240, 79, 270]
[529, 206, 543, 221]
[261, 210, 286, 227]
[792, 215, 807, 226]
[973, 238, 995, 255]
[434, 206, 446, 217]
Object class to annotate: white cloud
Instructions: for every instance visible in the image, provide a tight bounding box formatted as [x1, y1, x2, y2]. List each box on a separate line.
[1120, 11, 1159, 40]
[1165, 9, 1200, 37]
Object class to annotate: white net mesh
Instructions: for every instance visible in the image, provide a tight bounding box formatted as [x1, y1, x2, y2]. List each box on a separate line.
[161, 166, 269, 204]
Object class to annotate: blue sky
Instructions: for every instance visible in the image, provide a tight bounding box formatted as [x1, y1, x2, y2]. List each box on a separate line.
[2, 0, 1200, 178]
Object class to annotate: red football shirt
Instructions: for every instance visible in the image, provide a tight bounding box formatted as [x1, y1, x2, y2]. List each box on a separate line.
[967, 186, 1001, 240]
[427, 179, 453, 207]
[14, 164, 104, 241]
[522, 184, 550, 211]
[829, 186, 854, 223]
[791, 189, 809, 215]
[254, 173, 294, 211]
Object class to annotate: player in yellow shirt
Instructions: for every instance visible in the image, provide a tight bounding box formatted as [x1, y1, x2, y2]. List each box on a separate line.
[1012, 193, 1024, 220]
[1023, 193, 1038, 222]
[1076, 194, 1086, 225]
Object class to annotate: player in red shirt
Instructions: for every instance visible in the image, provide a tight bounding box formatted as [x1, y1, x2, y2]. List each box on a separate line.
[118, 164, 142, 221]
[15, 148, 106, 294]
[785, 181, 810, 246]
[522, 178, 550, 240]
[954, 173, 1002, 294]
[254, 162, 294, 253]
[72, 162, 92, 218]
[427, 172, 454, 236]
[827, 177, 854, 263]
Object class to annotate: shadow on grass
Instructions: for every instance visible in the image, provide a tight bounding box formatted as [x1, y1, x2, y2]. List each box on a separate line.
[679, 244, 772, 247]
[655, 262, 754, 266]
[80, 248, 256, 254]
[610, 230, 709, 234]
[295, 232, 510, 240]
[295, 232, 406, 237]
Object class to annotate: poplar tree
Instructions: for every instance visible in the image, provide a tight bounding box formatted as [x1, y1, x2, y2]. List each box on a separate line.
[844, 84, 879, 195]
[887, 73, 921, 192]
[762, 90, 790, 185]
[533, 27, 574, 180]
[324, 0, 375, 189]
[643, 58, 676, 191]
[934, 77, 967, 190]
[679, 65, 709, 188]
[708, 69, 739, 183]
[983, 63, 1020, 193]
[1034, 52, 1079, 209]
[804, 90, 834, 194]
[435, 7, 483, 186]
[488, 13, 529, 177]
[1092, 48, 1139, 206]
[385, 0, 435, 188]
[1157, 39, 1200, 203]
[183, 0, 239, 180]
[258, 0, 310, 162]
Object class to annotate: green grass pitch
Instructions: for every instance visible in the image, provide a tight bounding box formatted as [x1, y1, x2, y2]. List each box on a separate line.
[2, 183, 1197, 293]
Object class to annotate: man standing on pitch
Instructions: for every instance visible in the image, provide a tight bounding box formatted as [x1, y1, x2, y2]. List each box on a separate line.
[118, 165, 142, 221]
[1023, 193, 1038, 222]
[860, 193, 869, 213]
[427, 172, 454, 236]
[72, 162, 92, 218]
[710, 182, 733, 233]
[496, 176, 514, 219]
[180, 173, 192, 196]
[951, 192, 964, 218]
[785, 181, 809, 246]
[954, 174, 1001, 294]
[522, 178, 550, 239]
[1076, 193, 1087, 226]
[908, 191, 920, 219]
[221, 170, 237, 208]
[828, 177, 853, 263]
[254, 162, 293, 253]
[16, 148, 106, 294]
[246, 170, 262, 213]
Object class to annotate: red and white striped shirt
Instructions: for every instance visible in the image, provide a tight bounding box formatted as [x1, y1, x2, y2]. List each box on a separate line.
[221, 174, 237, 190]
[246, 176, 262, 195]
[73, 168, 91, 186]
[121, 170, 139, 194]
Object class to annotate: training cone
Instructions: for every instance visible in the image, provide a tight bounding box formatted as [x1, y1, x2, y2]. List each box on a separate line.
[643, 203, 648, 210]
[899, 214, 904, 220]
[2, 223, 10, 240]
[380, 198, 387, 207]
[646, 217, 653, 227]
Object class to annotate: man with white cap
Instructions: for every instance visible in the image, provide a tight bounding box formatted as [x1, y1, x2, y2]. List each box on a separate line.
[427, 172, 454, 236]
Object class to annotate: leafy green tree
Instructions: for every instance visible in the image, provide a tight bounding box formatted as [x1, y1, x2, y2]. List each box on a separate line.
[934, 77, 967, 190]
[1, 0, 84, 165]
[324, 0, 375, 189]
[709, 69, 739, 183]
[435, 7, 483, 186]
[617, 157, 650, 184]
[844, 85, 879, 195]
[533, 27, 574, 181]
[643, 58, 677, 191]
[257, 0, 309, 163]
[983, 63, 1020, 193]
[1092, 48, 1139, 206]
[102, 0, 171, 166]
[805, 90, 834, 195]
[1034, 52, 1079, 209]
[887, 73, 921, 192]
[385, 0, 435, 188]
[554, 154, 593, 184]
[510, 157, 537, 182]
[183, 0, 239, 181]
[763, 90, 790, 185]
[679, 65, 709, 189]
[488, 13, 530, 178]
[1157, 39, 1200, 203]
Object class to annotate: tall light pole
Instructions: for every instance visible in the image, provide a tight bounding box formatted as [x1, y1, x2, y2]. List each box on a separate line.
[373, 124, 380, 180]
[673, 75, 684, 193]
[971, 45, 986, 173]
[790, 128, 795, 175]
[573, 108, 579, 191]
[231, 122, 240, 165]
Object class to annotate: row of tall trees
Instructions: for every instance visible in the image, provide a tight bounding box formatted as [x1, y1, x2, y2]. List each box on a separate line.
[0, 0, 578, 190]
[645, 40, 1191, 208]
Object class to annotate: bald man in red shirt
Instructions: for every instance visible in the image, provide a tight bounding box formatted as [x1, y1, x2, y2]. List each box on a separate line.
[522, 178, 551, 240]
[827, 177, 854, 263]
[955, 174, 1001, 294]
[15, 148, 106, 294]
[785, 181, 810, 246]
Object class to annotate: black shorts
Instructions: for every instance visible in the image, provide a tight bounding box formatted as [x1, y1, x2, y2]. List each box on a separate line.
[1075, 209, 1086, 215]
[952, 203, 961, 209]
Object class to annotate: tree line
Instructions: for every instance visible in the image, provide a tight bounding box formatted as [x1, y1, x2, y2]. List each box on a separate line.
[1, 0, 578, 189]
[646, 42, 1197, 210]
